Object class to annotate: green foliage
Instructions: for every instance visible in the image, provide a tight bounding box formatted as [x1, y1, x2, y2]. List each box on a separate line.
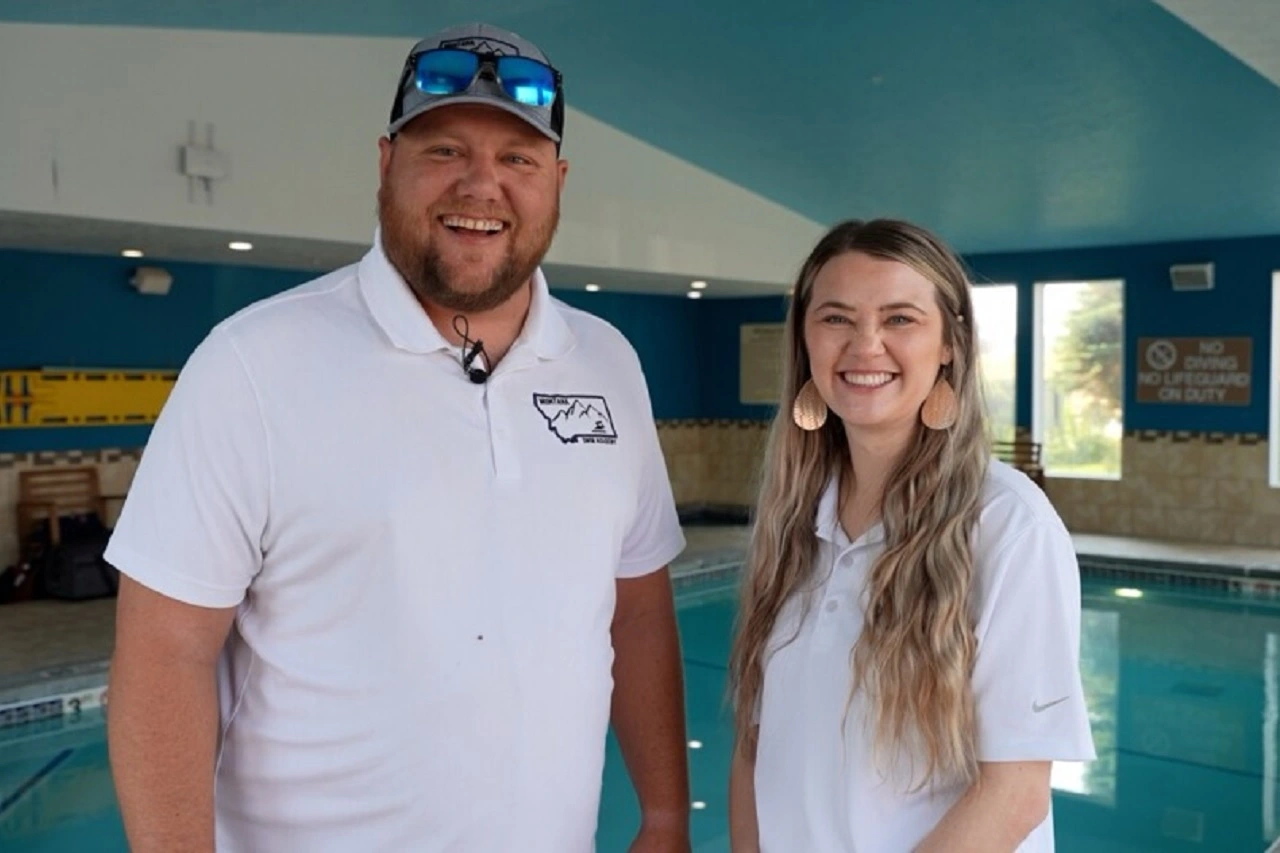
[1045, 283, 1123, 476]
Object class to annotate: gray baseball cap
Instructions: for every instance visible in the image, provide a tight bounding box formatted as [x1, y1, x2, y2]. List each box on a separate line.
[387, 22, 564, 145]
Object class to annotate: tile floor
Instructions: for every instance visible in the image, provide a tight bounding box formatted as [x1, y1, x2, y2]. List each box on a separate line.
[0, 598, 115, 693]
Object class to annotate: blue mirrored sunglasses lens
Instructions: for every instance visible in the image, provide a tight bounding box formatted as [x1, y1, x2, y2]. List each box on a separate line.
[495, 57, 557, 107]
[414, 50, 479, 95]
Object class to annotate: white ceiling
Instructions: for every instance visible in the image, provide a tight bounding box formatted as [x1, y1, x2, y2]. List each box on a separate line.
[9, 4, 1277, 299]
[1152, 0, 1280, 90]
[0, 211, 785, 298]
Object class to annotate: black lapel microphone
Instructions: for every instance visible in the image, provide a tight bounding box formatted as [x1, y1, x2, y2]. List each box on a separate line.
[453, 315, 489, 384]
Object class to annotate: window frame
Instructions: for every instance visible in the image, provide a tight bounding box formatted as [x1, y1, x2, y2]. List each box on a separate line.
[1032, 278, 1126, 481]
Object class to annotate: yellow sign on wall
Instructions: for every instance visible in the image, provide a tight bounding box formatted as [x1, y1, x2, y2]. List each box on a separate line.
[0, 368, 177, 428]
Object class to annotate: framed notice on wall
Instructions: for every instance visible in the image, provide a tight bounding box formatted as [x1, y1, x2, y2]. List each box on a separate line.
[740, 323, 786, 404]
[1135, 337, 1252, 405]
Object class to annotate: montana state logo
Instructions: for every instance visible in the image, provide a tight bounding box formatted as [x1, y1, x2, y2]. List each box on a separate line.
[532, 393, 617, 445]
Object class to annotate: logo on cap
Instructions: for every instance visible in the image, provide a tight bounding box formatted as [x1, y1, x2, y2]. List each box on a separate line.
[439, 36, 523, 56]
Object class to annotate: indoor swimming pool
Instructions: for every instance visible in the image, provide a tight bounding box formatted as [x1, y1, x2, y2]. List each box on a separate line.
[1, 571, 1275, 851]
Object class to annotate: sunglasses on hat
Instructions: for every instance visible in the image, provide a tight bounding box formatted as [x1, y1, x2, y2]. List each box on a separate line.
[389, 47, 563, 139]
[416, 48, 559, 106]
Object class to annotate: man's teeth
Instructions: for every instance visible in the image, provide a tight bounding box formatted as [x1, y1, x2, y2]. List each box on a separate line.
[442, 215, 504, 232]
[841, 372, 895, 386]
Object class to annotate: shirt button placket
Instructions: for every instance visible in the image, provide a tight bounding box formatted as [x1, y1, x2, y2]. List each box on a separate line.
[486, 384, 521, 481]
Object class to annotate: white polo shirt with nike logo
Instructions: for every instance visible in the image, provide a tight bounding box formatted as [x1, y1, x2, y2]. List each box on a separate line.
[753, 460, 1096, 852]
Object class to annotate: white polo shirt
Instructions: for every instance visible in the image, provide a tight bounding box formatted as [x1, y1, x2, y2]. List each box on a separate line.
[753, 460, 1096, 852]
[104, 236, 686, 852]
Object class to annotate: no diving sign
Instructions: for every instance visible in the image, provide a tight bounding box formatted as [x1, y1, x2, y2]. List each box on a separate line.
[1136, 337, 1252, 405]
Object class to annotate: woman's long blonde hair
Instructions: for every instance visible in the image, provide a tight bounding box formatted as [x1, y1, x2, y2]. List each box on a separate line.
[728, 218, 990, 789]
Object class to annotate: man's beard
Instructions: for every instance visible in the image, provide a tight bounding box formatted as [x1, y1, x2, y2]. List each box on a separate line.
[378, 186, 558, 314]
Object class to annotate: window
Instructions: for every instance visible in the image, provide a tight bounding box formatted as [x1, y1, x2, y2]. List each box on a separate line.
[971, 284, 1018, 443]
[1271, 273, 1280, 487]
[1033, 280, 1124, 479]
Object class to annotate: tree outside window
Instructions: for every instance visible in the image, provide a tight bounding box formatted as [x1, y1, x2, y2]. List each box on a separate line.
[1036, 280, 1124, 478]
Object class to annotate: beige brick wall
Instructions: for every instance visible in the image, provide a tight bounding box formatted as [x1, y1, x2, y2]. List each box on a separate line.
[657, 424, 1280, 550]
[3, 428, 1275, 571]
[1045, 432, 1279, 548]
[656, 421, 769, 510]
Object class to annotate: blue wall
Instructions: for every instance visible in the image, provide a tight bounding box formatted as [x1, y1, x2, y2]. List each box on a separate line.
[6, 231, 1279, 453]
[2, 249, 701, 453]
[4, 250, 318, 453]
[698, 295, 791, 422]
[4, 250, 315, 370]
[698, 233, 1280, 434]
[968, 234, 1280, 435]
[556, 289, 700, 420]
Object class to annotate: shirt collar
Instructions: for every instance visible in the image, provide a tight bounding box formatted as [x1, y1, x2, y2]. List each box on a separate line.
[814, 471, 885, 548]
[513, 264, 575, 361]
[815, 474, 843, 544]
[357, 229, 574, 361]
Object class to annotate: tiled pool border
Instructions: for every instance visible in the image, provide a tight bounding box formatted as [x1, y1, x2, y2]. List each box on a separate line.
[1076, 554, 1280, 596]
[0, 661, 109, 731]
[673, 550, 1280, 596]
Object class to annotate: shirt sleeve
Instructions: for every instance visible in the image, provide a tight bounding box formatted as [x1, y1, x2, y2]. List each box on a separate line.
[971, 519, 1097, 763]
[615, 364, 685, 579]
[103, 327, 270, 608]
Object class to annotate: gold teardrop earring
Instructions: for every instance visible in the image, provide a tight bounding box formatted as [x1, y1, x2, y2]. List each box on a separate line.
[920, 368, 958, 430]
[792, 379, 828, 431]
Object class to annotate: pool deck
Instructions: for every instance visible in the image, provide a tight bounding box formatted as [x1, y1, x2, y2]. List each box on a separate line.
[2, 526, 1279, 712]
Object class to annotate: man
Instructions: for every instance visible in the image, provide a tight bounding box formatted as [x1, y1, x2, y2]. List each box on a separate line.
[105, 22, 691, 852]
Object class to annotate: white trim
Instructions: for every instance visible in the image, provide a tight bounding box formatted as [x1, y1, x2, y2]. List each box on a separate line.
[1032, 282, 1046, 446]
[0, 685, 107, 722]
[1270, 273, 1280, 488]
[1047, 471, 1122, 483]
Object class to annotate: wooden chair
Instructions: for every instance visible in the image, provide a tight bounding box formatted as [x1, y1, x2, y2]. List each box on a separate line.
[992, 439, 1046, 489]
[15, 466, 126, 564]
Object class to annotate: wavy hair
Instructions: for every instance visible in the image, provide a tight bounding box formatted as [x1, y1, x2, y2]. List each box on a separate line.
[728, 218, 990, 789]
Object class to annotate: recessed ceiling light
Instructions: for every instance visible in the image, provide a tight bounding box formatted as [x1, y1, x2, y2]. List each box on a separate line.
[692, 801, 707, 810]
[688, 740, 703, 749]
[1115, 588, 1143, 599]
[585, 283, 600, 292]
[121, 249, 144, 258]
[229, 241, 254, 252]
[687, 291, 703, 300]
[691, 280, 707, 290]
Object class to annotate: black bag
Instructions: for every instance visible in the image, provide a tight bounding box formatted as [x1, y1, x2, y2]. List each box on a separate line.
[0, 560, 38, 604]
[37, 513, 119, 601]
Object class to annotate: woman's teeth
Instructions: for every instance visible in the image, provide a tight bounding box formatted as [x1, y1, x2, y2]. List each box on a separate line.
[840, 372, 895, 387]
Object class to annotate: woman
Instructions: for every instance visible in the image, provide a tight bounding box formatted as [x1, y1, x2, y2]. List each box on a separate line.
[728, 219, 1095, 852]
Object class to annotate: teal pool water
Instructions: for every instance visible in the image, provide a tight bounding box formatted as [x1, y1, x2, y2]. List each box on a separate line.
[2, 573, 1277, 851]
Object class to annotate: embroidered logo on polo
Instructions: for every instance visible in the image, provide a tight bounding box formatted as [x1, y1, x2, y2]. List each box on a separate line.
[1031, 695, 1069, 713]
[532, 394, 617, 445]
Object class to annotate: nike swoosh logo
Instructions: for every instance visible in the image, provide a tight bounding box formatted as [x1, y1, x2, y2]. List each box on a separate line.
[1032, 696, 1070, 713]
